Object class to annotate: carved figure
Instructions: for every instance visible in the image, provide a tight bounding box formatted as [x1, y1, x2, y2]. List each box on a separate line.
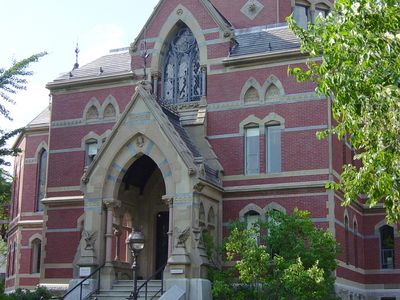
[176, 226, 190, 248]
[83, 231, 97, 250]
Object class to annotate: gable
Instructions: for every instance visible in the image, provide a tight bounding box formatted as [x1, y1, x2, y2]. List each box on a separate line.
[130, 0, 233, 55]
[82, 81, 198, 184]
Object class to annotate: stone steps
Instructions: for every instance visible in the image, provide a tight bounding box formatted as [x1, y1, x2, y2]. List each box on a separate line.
[92, 280, 163, 300]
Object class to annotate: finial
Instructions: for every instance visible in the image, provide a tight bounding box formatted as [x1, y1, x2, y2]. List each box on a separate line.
[268, 42, 272, 51]
[99, 67, 104, 75]
[73, 42, 80, 70]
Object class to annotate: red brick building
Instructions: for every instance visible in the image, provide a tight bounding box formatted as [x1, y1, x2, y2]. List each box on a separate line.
[6, 1, 400, 299]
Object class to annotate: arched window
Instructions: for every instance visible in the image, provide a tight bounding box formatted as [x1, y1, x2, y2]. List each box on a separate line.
[354, 221, 358, 268]
[265, 121, 282, 173]
[86, 105, 99, 120]
[293, 1, 310, 29]
[103, 103, 116, 119]
[31, 238, 42, 273]
[244, 210, 261, 244]
[162, 26, 202, 104]
[380, 225, 395, 269]
[344, 216, 349, 264]
[36, 149, 47, 212]
[245, 126, 260, 175]
[244, 86, 260, 103]
[85, 139, 98, 166]
[265, 83, 280, 100]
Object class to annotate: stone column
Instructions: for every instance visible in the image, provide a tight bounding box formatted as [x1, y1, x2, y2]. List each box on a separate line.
[113, 222, 122, 262]
[152, 71, 161, 98]
[201, 65, 207, 97]
[103, 199, 121, 266]
[162, 195, 174, 257]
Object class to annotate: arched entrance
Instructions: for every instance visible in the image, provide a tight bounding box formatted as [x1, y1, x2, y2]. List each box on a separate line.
[118, 154, 169, 279]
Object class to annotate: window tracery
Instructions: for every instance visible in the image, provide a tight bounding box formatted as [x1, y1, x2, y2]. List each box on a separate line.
[162, 26, 202, 104]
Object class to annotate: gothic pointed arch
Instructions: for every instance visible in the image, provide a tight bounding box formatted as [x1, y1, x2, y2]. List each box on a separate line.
[240, 78, 261, 104]
[102, 95, 120, 119]
[264, 202, 286, 214]
[239, 203, 265, 222]
[150, 5, 208, 75]
[263, 75, 285, 101]
[83, 98, 101, 121]
[161, 23, 203, 104]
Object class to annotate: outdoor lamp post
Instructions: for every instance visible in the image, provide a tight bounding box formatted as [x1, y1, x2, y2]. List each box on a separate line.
[126, 229, 145, 300]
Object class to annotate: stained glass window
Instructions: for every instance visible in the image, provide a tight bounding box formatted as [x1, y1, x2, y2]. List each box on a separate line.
[162, 26, 202, 104]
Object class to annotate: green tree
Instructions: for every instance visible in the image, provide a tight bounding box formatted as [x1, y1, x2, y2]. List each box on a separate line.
[0, 52, 47, 228]
[210, 209, 339, 300]
[287, 1, 400, 223]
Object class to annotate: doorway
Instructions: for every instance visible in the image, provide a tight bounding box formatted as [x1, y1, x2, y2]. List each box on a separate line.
[155, 211, 169, 276]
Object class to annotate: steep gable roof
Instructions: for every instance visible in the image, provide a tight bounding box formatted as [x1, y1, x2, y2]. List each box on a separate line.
[83, 82, 198, 183]
[130, 0, 233, 54]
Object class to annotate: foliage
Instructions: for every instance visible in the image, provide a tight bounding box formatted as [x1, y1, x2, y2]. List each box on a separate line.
[0, 286, 52, 300]
[0, 52, 46, 230]
[209, 209, 339, 300]
[287, 1, 400, 223]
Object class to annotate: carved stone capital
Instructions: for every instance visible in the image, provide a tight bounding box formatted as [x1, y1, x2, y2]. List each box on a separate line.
[113, 224, 122, 237]
[151, 71, 161, 79]
[193, 182, 205, 193]
[103, 199, 121, 210]
[162, 195, 174, 207]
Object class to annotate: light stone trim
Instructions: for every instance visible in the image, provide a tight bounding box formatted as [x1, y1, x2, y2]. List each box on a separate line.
[47, 186, 81, 193]
[238, 112, 285, 135]
[224, 180, 327, 192]
[240, 0, 264, 20]
[51, 117, 116, 129]
[337, 261, 400, 276]
[48, 78, 135, 95]
[41, 195, 84, 204]
[149, 4, 209, 76]
[43, 263, 74, 268]
[207, 92, 325, 112]
[24, 158, 37, 165]
[16, 220, 43, 227]
[50, 148, 83, 155]
[83, 97, 101, 121]
[284, 124, 327, 132]
[213, 56, 314, 75]
[46, 228, 81, 233]
[224, 168, 329, 181]
[223, 191, 328, 201]
[15, 273, 40, 278]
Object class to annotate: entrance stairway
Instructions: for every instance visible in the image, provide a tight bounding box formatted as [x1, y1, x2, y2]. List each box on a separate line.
[92, 280, 163, 300]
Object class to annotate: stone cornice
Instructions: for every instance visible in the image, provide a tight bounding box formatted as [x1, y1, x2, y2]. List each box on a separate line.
[41, 196, 84, 204]
[223, 48, 307, 67]
[46, 72, 134, 91]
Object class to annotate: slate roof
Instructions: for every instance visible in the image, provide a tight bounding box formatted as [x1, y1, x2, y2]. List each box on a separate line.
[26, 106, 50, 129]
[230, 25, 300, 57]
[54, 50, 131, 81]
[161, 106, 222, 187]
[162, 107, 201, 158]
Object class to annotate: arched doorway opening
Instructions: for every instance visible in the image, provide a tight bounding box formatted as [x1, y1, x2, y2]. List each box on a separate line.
[118, 154, 169, 279]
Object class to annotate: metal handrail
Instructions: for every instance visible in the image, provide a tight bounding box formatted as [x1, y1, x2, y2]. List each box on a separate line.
[129, 263, 166, 300]
[53, 263, 105, 300]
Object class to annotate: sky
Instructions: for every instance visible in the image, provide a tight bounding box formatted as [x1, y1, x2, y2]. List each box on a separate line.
[1, 0, 159, 132]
